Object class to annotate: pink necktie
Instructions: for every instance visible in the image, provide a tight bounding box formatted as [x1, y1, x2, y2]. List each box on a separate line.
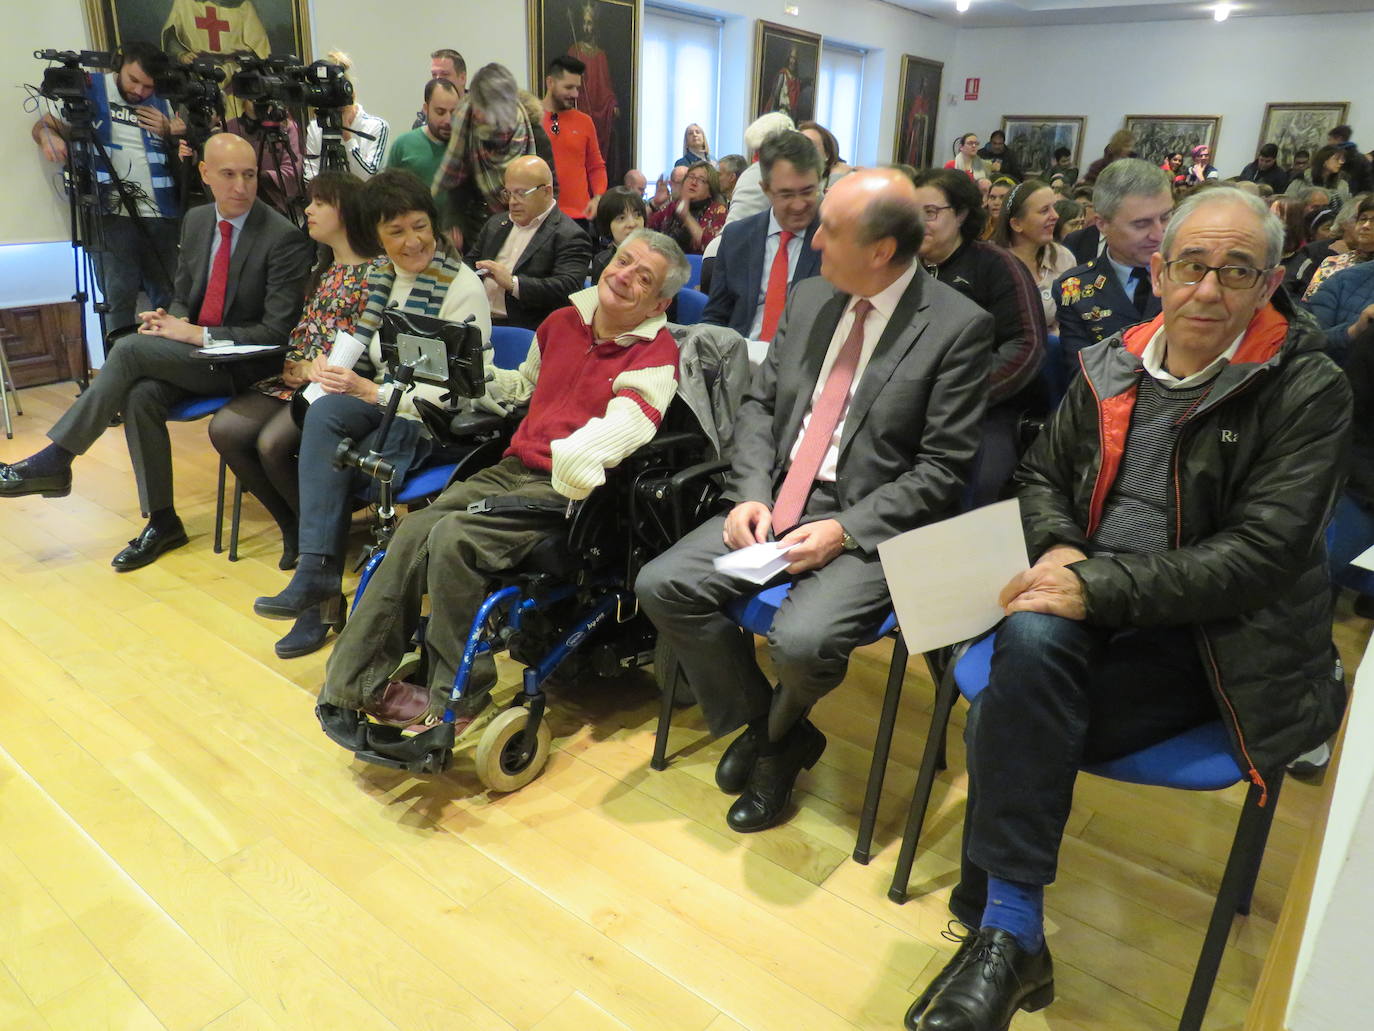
[197, 220, 234, 327]
[772, 298, 873, 530]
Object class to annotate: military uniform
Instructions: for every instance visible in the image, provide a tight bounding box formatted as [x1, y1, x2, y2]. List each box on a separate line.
[1053, 251, 1161, 386]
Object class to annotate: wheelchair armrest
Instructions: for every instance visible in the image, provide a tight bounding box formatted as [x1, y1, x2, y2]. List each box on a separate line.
[448, 410, 509, 437]
[628, 430, 708, 459]
[669, 457, 731, 495]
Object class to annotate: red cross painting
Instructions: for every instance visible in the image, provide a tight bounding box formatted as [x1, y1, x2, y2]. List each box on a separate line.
[193, 5, 230, 51]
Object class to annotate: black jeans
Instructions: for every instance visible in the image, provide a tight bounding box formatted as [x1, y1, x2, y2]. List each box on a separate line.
[949, 611, 1220, 926]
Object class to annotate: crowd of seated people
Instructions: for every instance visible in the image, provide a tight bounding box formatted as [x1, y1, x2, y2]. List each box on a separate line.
[10, 36, 1374, 1031]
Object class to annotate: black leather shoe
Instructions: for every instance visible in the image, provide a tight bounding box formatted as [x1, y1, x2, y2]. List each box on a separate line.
[715, 725, 760, 793]
[111, 518, 188, 572]
[915, 927, 1053, 1031]
[905, 923, 978, 1028]
[725, 719, 825, 832]
[0, 462, 72, 499]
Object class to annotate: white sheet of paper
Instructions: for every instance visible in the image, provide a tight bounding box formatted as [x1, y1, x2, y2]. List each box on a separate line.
[199, 343, 278, 356]
[302, 330, 368, 403]
[745, 338, 771, 370]
[1353, 544, 1374, 572]
[878, 499, 1029, 656]
[712, 541, 798, 585]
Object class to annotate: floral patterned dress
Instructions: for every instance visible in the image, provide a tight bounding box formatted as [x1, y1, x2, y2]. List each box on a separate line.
[648, 199, 727, 255]
[254, 258, 382, 399]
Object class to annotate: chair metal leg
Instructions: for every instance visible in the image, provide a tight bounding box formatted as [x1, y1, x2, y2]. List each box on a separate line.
[650, 646, 678, 771]
[854, 633, 909, 863]
[0, 338, 15, 439]
[1177, 775, 1280, 1031]
[213, 457, 227, 553]
[228, 479, 243, 561]
[923, 648, 951, 773]
[889, 668, 961, 903]
[1237, 770, 1282, 915]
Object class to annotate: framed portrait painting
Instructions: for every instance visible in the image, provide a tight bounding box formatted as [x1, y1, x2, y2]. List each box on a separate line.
[528, 0, 639, 187]
[83, 0, 311, 119]
[1000, 115, 1085, 178]
[1259, 102, 1350, 168]
[1123, 114, 1222, 168]
[893, 55, 942, 169]
[753, 20, 821, 124]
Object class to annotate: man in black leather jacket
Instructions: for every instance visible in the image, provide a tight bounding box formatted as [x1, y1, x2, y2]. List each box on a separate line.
[908, 187, 1351, 1031]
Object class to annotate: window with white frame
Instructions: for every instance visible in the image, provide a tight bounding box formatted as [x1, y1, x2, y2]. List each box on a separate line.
[640, 5, 722, 186]
[816, 43, 866, 164]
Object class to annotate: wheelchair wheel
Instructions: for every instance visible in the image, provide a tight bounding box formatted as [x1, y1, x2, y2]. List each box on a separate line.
[652, 636, 696, 708]
[474, 705, 551, 792]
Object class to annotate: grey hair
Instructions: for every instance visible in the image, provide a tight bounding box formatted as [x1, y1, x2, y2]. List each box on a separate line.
[1334, 192, 1372, 233]
[717, 153, 748, 176]
[615, 228, 691, 299]
[1161, 186, 1285, 267]
[468, 62, 522, 132]
[1092, 158, 1173, 221]
[744, 111, 795, 153]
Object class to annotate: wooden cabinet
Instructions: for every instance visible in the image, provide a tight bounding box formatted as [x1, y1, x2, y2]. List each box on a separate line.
[0, 303, 86, 388]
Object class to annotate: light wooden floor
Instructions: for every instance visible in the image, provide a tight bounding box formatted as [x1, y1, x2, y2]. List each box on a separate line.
[1, 382, 1367, 1031]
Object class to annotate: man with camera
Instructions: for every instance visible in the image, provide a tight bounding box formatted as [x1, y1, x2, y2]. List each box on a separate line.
[32, 42, 182, 333]
[1, 133, 314, 571]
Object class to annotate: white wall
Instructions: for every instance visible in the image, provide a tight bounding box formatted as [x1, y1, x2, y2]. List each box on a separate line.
[940, 11, 1371, 175]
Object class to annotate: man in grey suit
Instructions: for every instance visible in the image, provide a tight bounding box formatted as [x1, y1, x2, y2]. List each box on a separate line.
[0, 134, 313, 571]
[702, 131, 823, 340]
[467, 156, 591, 332]
[637, 170, 994, 832]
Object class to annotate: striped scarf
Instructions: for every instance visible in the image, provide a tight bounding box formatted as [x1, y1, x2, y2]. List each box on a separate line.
[356, 248, 466, 336]
[432, 97, 537, 214]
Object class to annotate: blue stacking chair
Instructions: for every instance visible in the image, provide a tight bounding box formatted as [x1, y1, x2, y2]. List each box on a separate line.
[650, 579, 905, 856]
[166, 394, 242, 558]
[674, 287, 709, 326]
[889, 631, 1286, 1031]
[490, 324, 536, 369]
[684, 253, 703, 290]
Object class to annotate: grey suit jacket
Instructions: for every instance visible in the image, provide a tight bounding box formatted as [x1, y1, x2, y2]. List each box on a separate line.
[168, 199, 315, 347]
[726, 269, 994, 550]
[465, 207, 592, 331]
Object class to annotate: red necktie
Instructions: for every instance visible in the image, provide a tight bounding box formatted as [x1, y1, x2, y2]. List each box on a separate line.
[197, 220, 234, 327]
[772, 298, 874, 530]
[758, 230, 795, 342]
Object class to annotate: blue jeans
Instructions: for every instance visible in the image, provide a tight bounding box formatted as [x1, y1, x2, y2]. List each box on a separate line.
[90, 214, 180, 333]
[949, 611, 1219, 925]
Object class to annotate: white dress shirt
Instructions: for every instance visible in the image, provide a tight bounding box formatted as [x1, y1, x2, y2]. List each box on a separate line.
[1140, 325, 1243, 388]
[748, 211, 806, 339]
[484, 204, 556, 317]
[788, 261, 920, 481]
[205, 206, 250, 281]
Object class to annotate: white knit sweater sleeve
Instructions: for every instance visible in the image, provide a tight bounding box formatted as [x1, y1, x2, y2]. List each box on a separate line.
[549, 362, 677, 499]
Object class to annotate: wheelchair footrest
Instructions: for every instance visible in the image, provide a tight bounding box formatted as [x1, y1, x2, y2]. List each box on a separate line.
[354, 722, 457, 774]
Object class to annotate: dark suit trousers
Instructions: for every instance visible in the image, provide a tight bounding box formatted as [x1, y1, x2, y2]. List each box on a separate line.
[948, 611, 1218, 926]
[48, 333, 248, 513]
[636, 487, 893, 742]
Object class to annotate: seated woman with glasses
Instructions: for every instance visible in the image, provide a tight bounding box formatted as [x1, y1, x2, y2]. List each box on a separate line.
[1184, 144, 1219, 185]
[209, 171, 381, 579]
[1304, 197, 1374, 363]
[251, 169, 492, 659]
[1303, 192, 1374, 301]
[589, 186, 648, 284]
[991, 179, 1079, 334]
[909, 167, 1048, 503]
[647, 160, 727, 254]
[945, 132, 992, 185]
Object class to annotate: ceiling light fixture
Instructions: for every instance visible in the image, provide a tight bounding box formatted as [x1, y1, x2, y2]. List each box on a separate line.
[1214, 3, 1233, 21]
[956, 0, 971, 12]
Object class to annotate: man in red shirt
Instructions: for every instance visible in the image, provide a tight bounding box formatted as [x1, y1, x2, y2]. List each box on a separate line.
[541, 55, 608, 230]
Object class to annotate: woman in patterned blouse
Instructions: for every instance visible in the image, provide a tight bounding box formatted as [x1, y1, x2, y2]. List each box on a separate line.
[209, 171, 379, 572]
[647, 160, 727, 254]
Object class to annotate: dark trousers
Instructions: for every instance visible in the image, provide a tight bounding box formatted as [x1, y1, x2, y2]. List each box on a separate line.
[48, 333, 253, 513]
[635, 487, 893, 742]
[948, 611, 1220, 926]
[91, 214, 180, 332]
[296, 394, 391, 556]
[208, 393, 300, 533]
[321, 456, 566, 712]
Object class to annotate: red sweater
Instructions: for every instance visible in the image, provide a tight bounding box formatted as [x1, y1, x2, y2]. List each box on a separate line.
[503, 300, 678, 498]
[543, 108, 608, 219]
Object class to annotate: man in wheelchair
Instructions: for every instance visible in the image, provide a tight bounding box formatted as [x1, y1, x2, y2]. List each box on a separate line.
[316, 228, 690, 755]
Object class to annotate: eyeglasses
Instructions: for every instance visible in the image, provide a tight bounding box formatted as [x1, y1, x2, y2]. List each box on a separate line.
[921, 204, 954, 222]
[684, 174, 710, 185]
[548, 111, 559, 136]
[1163, 258, 1271, 290]
[499, 184, 547, 202]
[771, 186, 818, 202]
[1355, 215, 1374, 227]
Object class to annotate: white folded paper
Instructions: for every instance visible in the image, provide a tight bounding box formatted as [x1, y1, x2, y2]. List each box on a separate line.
[877, 499, 1029, 656]
[302, 330, 368, 403]
[1352, 544, 1374, 572]
[712, 541, 797, 585]
[199, 343, 278, 356]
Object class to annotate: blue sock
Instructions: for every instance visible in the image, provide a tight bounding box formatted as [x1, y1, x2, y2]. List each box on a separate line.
[982, 876, 1045, 953]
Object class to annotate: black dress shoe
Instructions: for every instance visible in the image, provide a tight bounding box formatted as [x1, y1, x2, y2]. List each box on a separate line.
[915, 927, 1053, 1031]
[111, 518, 188, 572]
[715, 724, 760, 793]
[905, 923, 978, 1028]
[0, 462, 72, 499]
[726, 719, 825, 832]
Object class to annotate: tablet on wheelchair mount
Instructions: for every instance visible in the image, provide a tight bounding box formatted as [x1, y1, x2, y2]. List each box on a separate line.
[378, 309, 485, 401]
